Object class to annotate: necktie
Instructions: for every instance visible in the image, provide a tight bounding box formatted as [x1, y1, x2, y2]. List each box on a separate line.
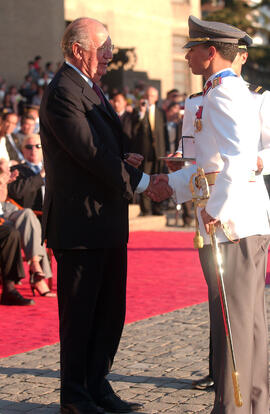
[92, 83, 106, 107]
[32, 164, 41, 174]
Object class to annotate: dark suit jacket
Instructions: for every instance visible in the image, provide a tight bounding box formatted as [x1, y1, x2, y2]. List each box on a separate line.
[119, 111, 133, 141]
[132, 105, 169, 161]
[8, 163, 44, 211]
[39, 63, 142, 249]
[5, 134, 22, 163]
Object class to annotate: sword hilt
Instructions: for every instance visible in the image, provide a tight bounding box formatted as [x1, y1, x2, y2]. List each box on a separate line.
[232, 371, 243, 407]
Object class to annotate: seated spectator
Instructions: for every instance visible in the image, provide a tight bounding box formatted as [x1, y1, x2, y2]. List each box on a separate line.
[8, 86, 23, 115]
[32, 85, 45, 106]
[1, 93, 14, 114]
[8, 134, 44, 213]
[0, 159, 54, 298]
[13, 114, 36, 146]
[0, 81, 7, 105]
[0, 112, 24, 163]
[44, 62, 55, 80]
[0, 165, 34, 306]
[27, 61, 39, 81]
[33, 55, 42, 73]
[111, 93, 134, 141]
[24, 104, 39, 133]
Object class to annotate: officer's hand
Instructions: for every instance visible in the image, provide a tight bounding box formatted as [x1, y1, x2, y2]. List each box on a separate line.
[201, 208, 220, 234]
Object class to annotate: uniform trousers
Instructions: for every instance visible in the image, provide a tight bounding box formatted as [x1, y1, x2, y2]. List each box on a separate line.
[199, 235, 270, 414]
[53, 247, 127, 406]
[3, 207, 52, 278]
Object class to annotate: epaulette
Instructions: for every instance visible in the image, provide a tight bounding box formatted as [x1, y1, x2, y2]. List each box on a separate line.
[248, 84, 267, 94]
[189, 91, 203, 99]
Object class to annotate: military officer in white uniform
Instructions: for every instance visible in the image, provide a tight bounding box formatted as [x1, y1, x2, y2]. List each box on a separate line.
[169, 35, 270, 392]
[150, 16, 270, 414]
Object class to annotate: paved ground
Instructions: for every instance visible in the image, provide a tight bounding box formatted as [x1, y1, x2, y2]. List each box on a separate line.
[1, 287, 270, 414]
[1, 208, 270, 414]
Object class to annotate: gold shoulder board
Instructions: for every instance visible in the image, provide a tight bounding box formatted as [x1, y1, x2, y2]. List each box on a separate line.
[248, 84, 266, 94]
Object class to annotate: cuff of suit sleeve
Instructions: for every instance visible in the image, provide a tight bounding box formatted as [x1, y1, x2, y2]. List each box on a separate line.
[136, 173, 150, 193]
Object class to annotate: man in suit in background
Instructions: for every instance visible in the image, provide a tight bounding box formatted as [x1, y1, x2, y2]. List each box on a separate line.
[111, 93, 134, 143]
[0, 113, 24, 164]
[132, 86, 169, 215]
[40, 17, 171, 414]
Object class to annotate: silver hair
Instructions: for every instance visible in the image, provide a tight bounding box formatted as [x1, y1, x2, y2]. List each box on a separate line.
[61, 18, 93, 59]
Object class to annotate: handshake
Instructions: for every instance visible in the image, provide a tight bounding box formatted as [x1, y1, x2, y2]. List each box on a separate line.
[144, 174, 173, 202]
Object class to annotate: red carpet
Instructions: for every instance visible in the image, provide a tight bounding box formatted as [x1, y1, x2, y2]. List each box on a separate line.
[1, 231, 269, 358]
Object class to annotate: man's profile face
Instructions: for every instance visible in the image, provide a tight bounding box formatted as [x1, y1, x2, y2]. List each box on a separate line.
[79, 28, 113, 82]
[185, 44, 210, 75]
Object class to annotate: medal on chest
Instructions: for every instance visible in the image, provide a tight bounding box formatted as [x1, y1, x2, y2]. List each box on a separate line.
[194, 105, 203, 132]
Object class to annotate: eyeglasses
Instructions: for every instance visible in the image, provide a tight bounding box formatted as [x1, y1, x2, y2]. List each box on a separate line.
[96, 44, 114, 52]
[78, 42, 114, 53]
[24, 144, 42, 150]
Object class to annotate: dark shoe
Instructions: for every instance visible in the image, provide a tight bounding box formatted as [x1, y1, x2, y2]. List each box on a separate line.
[192, 375, 214, 390]
[61, 401, 105, 414]
[98, 393, 143, 413]
[1, 289, 35, 306]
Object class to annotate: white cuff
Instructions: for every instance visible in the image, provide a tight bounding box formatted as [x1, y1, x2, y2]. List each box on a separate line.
[136, 173, 150, 193]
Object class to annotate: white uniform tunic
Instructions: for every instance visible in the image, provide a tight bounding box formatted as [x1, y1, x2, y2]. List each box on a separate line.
[169, 69, 270, 244]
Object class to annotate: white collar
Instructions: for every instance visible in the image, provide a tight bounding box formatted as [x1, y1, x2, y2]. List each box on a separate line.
[65, 61, 93, 88]
[204, 67, 236, 86]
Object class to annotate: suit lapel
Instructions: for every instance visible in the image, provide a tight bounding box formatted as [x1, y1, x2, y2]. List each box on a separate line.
[82, 84, 122, 129]
[61, 63, 124, 147]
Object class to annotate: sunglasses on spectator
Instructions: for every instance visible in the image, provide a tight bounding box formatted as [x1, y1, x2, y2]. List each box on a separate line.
[24, 144, 42, 150]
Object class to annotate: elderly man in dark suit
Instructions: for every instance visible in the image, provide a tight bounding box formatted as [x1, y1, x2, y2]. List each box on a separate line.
[39, 17, 171, 414]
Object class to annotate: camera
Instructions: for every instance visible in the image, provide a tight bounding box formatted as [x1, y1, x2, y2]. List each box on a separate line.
[141, 99, 148, 107]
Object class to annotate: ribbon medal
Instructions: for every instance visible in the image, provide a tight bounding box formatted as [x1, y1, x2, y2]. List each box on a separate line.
[194, 105, 203, 132]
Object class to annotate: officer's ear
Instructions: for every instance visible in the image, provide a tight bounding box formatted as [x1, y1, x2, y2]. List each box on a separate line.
[208, 46, 217, 62]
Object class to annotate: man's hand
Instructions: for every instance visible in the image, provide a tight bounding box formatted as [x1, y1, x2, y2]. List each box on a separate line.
[165, 152, 185, 172]
[139, 99, 148, 116]
[145, 174, 173, 202]
[256, 156, 263, 174]
[201, 208, 220, 234]
[124, 153, 144, 168]
[8, 169, 19, 183]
